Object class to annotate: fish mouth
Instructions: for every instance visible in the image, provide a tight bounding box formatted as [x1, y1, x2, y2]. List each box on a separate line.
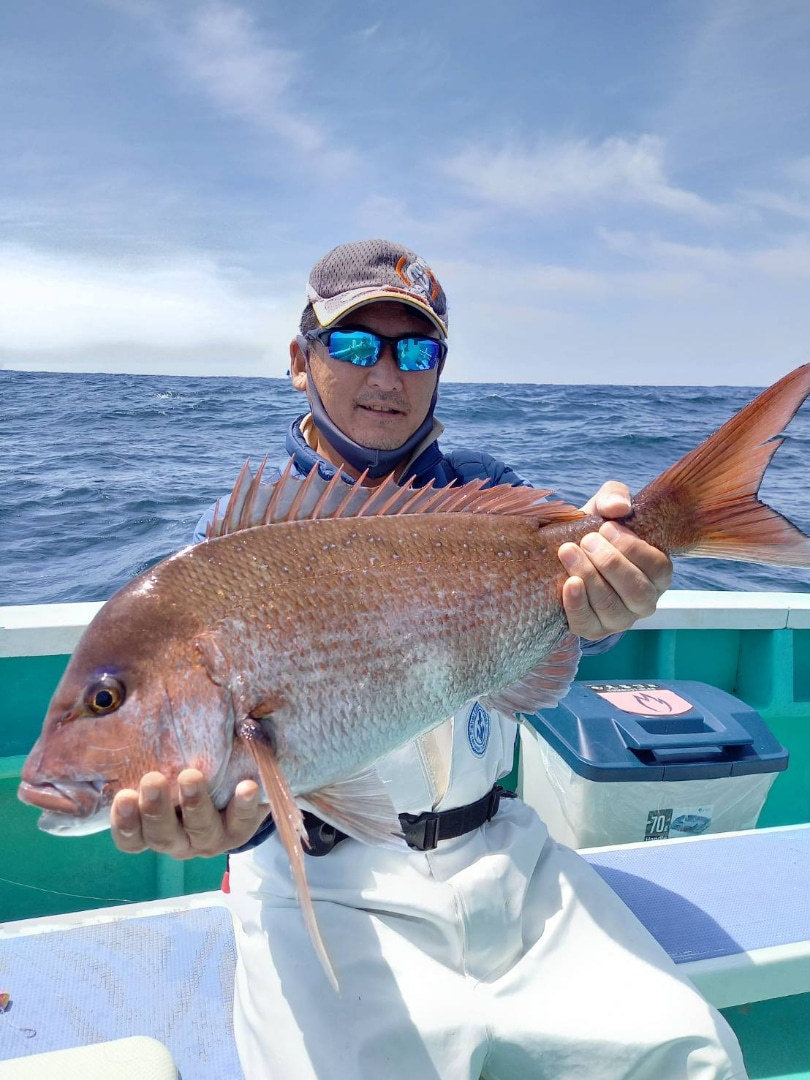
[18, 778, 112, 825]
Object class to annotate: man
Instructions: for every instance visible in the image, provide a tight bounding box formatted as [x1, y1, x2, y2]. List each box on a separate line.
[111, 241, 747, 1079]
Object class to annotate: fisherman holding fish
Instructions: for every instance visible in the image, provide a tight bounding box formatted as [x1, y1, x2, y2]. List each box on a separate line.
[26, 239, 762, 1078]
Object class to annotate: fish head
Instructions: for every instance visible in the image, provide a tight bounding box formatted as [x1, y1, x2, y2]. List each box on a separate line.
[18, 580, 235, 835]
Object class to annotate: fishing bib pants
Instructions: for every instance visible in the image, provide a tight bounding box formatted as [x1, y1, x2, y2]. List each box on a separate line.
[226, 708, 747, 1080]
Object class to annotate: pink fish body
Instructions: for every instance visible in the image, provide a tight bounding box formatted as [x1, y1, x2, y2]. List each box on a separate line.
[19, 480, 580, 825]
[19, 364, 810, 987]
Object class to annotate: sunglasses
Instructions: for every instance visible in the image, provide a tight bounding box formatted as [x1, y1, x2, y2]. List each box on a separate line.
[305, 327, 447, 372]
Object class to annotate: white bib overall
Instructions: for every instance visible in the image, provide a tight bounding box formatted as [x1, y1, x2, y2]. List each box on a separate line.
[227, 702, 747, 1080]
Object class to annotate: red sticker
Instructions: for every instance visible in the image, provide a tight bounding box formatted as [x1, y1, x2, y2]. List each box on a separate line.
[595, 690, 693, 716]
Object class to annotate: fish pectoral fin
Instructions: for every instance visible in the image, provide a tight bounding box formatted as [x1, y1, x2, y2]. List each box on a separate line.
[193, 631, 231, 687]
[481, 632, 581, 716]
[236, 718, 339, 992]
[248, 692, 286, 719]
[299, 770, 407, 851]
[197, 633, 285, 720]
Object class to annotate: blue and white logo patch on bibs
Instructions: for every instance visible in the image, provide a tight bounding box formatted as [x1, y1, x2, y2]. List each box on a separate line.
[467, 703, 490, 757]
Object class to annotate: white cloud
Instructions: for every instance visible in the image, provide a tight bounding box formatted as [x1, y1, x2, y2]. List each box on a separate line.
[433, 237, 810, 386]
[353, 195, 487, 250]
[786, 157, 810, 186]
[441, 254, 711, 320]
[598, 229, 736, 273]
[741, 155, 810, 224]
[0, 245, 300, 375]
[355, 21, 382, 39]
[441, 134, 724, 220]
[747, 241, 810, 277]
[599, 228, 810, 280]
[109, 0, 356, 169]
[174, 4, 313, 150]
[744, 191, 810, 224]
[4, 233, 808, 385]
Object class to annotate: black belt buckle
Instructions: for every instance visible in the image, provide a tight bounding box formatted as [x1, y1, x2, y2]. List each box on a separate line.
[303, 785, 519, 856]
[303, 812, 348, 856]
[485, 783, 514, 820]
[399, 811, 440, 852]
[398, 785, 516, 852]
[485, 785, 501, 821]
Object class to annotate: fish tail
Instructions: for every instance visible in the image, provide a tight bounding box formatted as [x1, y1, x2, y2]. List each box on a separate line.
[632, 364, 810, 567]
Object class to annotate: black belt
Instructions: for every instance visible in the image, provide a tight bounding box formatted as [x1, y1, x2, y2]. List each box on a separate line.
[303, 784, 517, 857]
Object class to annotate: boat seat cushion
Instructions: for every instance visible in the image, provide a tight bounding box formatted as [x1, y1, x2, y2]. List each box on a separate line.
[0, 1036, 177, 1079]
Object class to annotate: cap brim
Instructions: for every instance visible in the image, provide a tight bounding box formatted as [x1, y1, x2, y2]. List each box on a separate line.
[310, 286, 447, 337]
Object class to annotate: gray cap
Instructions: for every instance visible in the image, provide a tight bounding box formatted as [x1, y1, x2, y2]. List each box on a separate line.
[306, 239, 448, 336]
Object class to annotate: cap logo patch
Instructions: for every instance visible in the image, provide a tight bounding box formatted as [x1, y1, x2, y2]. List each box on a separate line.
[395, 256, 440, 302]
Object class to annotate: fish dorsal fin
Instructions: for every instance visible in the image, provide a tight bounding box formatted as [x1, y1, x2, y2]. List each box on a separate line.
[481, 632, 582, 716]
[206, 461, 585, 539]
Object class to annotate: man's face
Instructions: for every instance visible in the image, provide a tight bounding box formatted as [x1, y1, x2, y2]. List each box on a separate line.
[299, 301, 442, 452]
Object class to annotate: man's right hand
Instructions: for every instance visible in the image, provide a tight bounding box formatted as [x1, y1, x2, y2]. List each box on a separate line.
[110, 769, 268, 859]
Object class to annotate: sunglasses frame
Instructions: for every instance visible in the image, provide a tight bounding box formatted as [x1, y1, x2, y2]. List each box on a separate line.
[305, 326, 447, 372]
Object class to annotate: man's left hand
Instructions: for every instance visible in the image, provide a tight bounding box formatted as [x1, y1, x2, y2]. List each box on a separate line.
[558, 481, 672, 640]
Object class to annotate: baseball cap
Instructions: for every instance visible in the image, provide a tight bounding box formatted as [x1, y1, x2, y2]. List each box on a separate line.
[306, 239, 448, 337]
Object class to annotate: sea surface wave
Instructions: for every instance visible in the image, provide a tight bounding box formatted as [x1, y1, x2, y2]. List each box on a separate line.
[3, 370, 810, 605]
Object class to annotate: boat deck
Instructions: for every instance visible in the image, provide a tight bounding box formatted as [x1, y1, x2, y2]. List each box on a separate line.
[3, 824, 810, 1076]
[3, 593, 810, 1077]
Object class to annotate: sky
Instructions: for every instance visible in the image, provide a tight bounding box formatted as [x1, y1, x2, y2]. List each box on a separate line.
[1, 0, 809, 384]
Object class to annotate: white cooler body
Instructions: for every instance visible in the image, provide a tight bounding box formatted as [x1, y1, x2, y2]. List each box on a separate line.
[519, 725, 779, 849]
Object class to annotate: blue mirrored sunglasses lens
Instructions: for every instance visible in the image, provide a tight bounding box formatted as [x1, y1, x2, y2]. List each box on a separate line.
[327, 330, 379, 367]
[397, 338, 443, 371]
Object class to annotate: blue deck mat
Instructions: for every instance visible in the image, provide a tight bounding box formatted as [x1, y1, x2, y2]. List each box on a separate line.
[2, 828, 809, 1071]
[0, 905, 244, 1078]
[584, 826, 810, 963]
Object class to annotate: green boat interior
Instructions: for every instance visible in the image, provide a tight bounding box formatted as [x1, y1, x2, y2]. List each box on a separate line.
[2, 590, 810, 1078]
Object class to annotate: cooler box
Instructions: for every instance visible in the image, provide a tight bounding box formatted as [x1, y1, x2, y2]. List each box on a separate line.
[518, 680, 788, 848]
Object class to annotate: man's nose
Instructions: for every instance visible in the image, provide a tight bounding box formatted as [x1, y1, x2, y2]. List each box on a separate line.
[366, 347, 402, 389]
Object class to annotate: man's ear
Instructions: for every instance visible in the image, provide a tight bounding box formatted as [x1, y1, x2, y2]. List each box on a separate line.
[289, 336, 309, 392]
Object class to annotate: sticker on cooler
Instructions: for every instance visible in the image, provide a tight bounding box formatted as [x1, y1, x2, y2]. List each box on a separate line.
[591, 686, 694, 716]
[644, 806, 713, 840]
[645, 809, 672, 840]
[670, 807, 713, 836]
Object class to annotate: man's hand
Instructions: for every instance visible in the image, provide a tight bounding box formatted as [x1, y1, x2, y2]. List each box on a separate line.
[558, 481, 672, 640]
[110, 769, 268, 859]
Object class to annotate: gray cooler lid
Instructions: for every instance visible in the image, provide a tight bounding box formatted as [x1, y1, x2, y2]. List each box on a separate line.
[524, 680, 789, 781]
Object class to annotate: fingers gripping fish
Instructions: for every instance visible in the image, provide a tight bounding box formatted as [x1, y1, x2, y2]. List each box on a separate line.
[18, 365, 810, 989]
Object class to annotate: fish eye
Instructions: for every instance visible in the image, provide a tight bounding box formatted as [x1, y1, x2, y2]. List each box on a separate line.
[85, 676, 126, 715]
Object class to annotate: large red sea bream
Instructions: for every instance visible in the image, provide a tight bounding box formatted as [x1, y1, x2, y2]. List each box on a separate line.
[19, 365, 810, 987]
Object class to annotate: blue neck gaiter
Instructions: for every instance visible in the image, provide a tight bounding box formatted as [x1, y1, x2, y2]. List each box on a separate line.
[305, 357, 440, 479]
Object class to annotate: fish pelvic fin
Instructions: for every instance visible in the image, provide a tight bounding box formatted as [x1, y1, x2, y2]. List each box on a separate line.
[299, 770, 407, 851]
[481, 632, 582, 715]
[632, 364, 810, 567]
[236, 718, 339, 992]
[205, 462, 585, 539]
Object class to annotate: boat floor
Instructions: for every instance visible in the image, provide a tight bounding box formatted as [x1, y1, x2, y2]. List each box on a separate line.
[0, 895, 243, 1079]
[4, 827, 810, 1077]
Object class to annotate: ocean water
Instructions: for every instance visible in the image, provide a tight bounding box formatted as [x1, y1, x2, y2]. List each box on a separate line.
[3, 369, 810, 606]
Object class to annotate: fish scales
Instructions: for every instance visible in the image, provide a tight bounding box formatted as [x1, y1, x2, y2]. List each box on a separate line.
[161, 512, 571, 794]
